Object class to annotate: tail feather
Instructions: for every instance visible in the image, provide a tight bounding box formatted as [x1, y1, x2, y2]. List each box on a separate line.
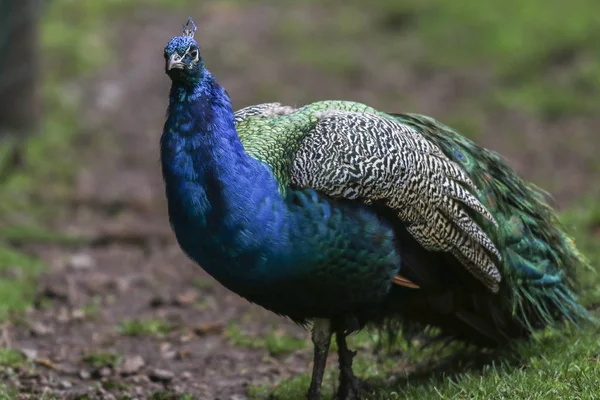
[381, 112, 592, 345]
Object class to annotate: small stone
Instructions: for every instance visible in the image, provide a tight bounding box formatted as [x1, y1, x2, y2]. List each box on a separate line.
[179, 332, 195, 343]
[68, 253, 95, 271]
[20, 347, 38, 361]
[56, 363, 78, 375]
[71, 309, 85, 320]
[130, 375, 149, 384]
[30, 321, 54, 336]
[57, 307, 71, 323]
[181, 371, 192, 380]
[176, 350, 191, 360]
[149, 368, 174, 382]
[229, 395, 247, 400]
[173, 289, 198, 306]
[115, 277, 132, 292]
[79, 369, 91, 379]
[194, 322, 222, 336]
[159, 342, 172, 353]
[60, 380, 72, 389]
[98, 367, 112, 377]
[149, 295, 168, 308]
[120, 355, 145, 375]
[83, 273, 112, 294]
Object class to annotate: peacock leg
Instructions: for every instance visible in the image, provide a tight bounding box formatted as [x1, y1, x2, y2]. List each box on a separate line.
[335, 331, 366, 400]
[307, 319, 332, 400]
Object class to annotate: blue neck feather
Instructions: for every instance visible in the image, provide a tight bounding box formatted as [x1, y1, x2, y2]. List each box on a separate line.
[160, 67, 402, 321]
[160, 71, 292, 286]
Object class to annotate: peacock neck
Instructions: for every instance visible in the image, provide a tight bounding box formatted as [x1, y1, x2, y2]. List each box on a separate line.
[160, 72, 288, 284]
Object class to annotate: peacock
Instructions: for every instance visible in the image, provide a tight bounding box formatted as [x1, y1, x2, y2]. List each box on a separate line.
[160, 19, 590, 400]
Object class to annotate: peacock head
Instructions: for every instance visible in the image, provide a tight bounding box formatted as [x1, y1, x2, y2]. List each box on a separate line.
[164, 18, 205, 84]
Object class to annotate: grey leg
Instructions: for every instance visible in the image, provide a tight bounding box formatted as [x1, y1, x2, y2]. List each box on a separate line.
[307, 319, 332, 400]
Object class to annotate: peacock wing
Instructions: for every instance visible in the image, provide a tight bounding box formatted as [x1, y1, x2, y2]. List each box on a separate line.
[289, 109, 502, 292]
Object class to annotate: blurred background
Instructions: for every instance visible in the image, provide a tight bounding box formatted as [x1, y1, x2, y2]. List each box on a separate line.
[0, 0, 599, 399]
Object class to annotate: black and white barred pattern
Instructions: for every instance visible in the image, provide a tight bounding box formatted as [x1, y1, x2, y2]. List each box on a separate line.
[234, 103, 295, 124]
[290, 111, 502, 292]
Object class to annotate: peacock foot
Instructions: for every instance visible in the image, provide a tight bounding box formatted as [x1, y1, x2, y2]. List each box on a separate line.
[336, 373, 370, 400]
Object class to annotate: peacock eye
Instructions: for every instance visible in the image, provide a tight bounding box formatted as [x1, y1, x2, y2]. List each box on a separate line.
[189, 49, 199, 59]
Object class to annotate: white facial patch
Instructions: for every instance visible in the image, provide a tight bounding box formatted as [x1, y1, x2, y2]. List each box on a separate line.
[170, 44, 199, 69]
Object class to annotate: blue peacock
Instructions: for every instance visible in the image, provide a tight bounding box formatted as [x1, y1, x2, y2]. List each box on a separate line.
[160, 19, 590, 400]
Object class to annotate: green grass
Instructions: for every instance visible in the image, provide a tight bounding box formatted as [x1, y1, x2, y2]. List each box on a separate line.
[0, 384, 18, 400]
[277, 0, 600, 119]
[82, 350, 122, 369]
[226, 323, 308, 356]
[117, 319, 174, 338]
[101, 380, 130, 392]
[0, 247, 43, 321]
[0, 0, 129, 325]
[0, 347, 27, 369]
[79, 297, 103, 319]
[148, 392, 195, 400]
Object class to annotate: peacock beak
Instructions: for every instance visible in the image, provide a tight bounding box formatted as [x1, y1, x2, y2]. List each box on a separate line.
[167, 53, 184, 71]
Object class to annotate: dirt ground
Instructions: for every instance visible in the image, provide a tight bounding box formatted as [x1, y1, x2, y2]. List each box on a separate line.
[2, 4, 599, 400]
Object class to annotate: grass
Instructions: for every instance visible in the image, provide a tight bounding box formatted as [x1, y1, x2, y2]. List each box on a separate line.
[82, 350, 122, 369]
[148, 392, 195, 400]
[226, 323, 308, 356]
[0, 0, 215, 331]
[79, 296, 103, 320]
[0, 247, 43, 322]
[117, 319, 174, 338]
[276, 0, 600, 119]
[0, 385, 18, 400]
[0, 0, 203, 337]
[0, 348, 27, 369]
[0, 0, 127, 325]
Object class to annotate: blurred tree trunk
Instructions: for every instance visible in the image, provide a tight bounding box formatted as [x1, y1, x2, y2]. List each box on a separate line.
[0, 0, 41, 138]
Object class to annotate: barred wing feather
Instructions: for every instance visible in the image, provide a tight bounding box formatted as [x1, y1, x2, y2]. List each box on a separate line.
[290, 111, 502, 292]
